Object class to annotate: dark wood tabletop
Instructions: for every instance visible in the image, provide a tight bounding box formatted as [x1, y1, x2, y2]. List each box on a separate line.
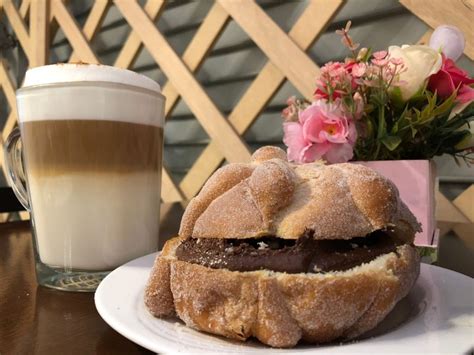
[0, 203, 472, 355]
[0, 203, 184, 355]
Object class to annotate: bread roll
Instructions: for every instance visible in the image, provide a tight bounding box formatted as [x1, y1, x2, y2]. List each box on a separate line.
[145, 146, 421, 347]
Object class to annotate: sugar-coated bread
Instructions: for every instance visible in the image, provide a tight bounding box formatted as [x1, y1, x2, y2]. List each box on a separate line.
[179, 147, 421, 241]
[145, 146, 422, 348]
[145, 237, 420, 347]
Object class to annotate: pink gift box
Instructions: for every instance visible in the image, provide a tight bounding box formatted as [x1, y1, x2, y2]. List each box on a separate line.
[354, 160, 437, 246]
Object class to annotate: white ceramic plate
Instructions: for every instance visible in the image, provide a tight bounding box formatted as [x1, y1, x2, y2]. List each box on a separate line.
[95, 252, 474, 354]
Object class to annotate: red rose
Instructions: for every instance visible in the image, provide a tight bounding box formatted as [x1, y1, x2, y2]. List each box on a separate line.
[428, 54, 474, 103]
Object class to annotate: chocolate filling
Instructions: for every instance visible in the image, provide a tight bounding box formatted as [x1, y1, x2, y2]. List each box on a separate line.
[175, 230, 403, 274]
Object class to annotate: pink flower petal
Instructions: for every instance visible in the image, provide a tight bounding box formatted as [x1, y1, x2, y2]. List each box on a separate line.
[351, 63, 366, 77]
[390, 57, 403, 66]
[441, 58, 474, 84]
[283, 122, 307, 163]
[457, 85, 474, 104]
[298, 104, 316, 124]
[448, 69, 474, 88]
[352, 93, 364, 120]
[428, 68, 456, 98]
[371, 58, 389, 66]
[324, 143, 354, 164]
[302, 143, 330, 163]
[302, 111, 325, 143]
[373, 50, 388, 60]
[321, 120, 349, 144]
[347, 120, 358, 143]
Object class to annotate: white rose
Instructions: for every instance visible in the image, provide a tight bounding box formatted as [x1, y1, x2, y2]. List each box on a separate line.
[388, 45, 442, 101]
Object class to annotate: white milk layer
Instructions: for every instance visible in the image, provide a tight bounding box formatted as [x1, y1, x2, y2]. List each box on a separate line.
[23, 63, 161, 93]
[17, 77, 165, 126]
[28, 173, 161, 270]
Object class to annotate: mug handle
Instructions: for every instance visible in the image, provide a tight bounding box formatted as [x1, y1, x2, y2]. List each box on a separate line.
[3, 127, 30, 210]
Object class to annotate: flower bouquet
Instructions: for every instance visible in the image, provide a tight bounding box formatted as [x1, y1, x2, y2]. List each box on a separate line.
[281, 23, 474, 246]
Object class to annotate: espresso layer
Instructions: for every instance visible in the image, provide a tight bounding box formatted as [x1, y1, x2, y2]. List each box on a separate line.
[21, 120, 163, 174]
[175, 231, 402, 274]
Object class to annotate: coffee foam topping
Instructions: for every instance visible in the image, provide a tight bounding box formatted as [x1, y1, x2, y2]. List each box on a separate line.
[17, 64, 165, 126]
[23, 63, 161, 93]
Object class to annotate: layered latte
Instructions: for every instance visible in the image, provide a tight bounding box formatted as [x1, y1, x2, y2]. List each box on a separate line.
[17, 64, 165, 271]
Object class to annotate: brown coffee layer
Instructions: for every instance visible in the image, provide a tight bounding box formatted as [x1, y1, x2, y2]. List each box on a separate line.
[175, 231, 402, 274]
[20, 120, 163, 174]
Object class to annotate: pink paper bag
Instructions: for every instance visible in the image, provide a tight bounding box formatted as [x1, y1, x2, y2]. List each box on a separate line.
[354, 160, 436, 246]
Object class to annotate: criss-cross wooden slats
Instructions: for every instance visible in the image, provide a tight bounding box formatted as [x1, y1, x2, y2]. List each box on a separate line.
[114, 0, 166, 69]
[0, 62, 30, 222]
[0, 0, 29, 179]
[217, 0, 320, 99]
[110, 0, 184, 202]
[400, 0, 474, 60]
[2, 1, 30, 61]
[68, 0, 110, 63]
[30, 0, 49, 67]
[0, 61, 18, 142]
[19, 0, 30, 18]
[114, 0, 252, 165]
[159, 3, 230, 203]
[0, 61, 16, 177]
[416, 30, 433, 45]
[180, 0, 344, 198]
[161, 2, 230, 116]
[51, 1, 99, 63]
[0, 0, 472, 237]
[117, 1, 230, 202]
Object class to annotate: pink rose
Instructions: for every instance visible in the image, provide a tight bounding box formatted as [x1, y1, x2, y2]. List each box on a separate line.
[428, 54, 474, 104]
[283, 100, 357, 164]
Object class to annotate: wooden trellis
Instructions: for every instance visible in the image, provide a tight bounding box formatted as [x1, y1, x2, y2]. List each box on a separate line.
[0, 0, 473, 240]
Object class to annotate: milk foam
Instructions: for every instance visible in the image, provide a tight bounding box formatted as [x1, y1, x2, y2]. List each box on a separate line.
[23, 63, 161, 93]
[17, 64, 165, 126]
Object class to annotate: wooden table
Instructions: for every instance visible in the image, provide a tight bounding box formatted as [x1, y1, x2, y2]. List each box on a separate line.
[0, 203, 184, 355]
[0, 204, 472, 354]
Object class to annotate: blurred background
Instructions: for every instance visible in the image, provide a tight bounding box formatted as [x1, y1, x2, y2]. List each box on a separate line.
[1, 0, 473, 183]
[0, 0, 473, 273]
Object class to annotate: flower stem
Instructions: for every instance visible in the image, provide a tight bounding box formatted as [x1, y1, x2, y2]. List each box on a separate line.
[374, 106, 385, 159]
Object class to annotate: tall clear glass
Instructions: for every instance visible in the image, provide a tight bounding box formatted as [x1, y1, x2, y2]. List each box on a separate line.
[3, 67, 165, 291]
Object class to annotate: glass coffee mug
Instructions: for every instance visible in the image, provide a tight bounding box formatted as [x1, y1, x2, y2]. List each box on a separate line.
[3, 64, 165, 291]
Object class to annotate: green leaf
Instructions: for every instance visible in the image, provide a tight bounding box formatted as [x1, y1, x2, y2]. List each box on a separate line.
[381, 135, 402, 151]
[377, 107, 386, 139]
[391, 106, 409, 134]
[454, 130, 473, 150]
[366, 119, 374, 137]
[391, 121, 399, 134]
[431, 91, 456, 117]
[390, 87, 405, 109]
[412, 108, 422, 124]
[362, 47, 372, 62]
[409, 80, 430, 103]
